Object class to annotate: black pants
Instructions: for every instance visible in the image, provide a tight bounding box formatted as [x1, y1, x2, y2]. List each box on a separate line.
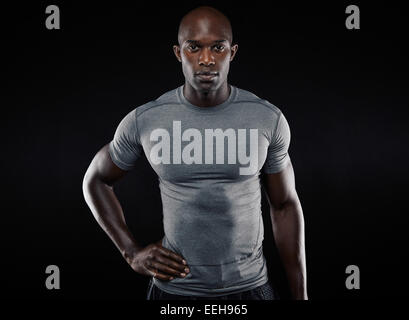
[146, 279, 277, 300]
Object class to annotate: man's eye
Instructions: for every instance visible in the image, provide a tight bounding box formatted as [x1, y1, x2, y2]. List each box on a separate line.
[215, 45, 225, 51]
[188, 45, 198, 50]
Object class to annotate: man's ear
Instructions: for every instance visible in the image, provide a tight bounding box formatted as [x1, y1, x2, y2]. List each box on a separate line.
[173, 45, 182, 62]
[230, 44, 238, 62]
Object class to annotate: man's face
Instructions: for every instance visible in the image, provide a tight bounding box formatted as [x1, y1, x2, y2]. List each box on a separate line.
[174, 18, 238, 93]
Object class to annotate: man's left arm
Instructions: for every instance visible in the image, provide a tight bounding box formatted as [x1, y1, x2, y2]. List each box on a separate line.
[262, 159, 308, 300]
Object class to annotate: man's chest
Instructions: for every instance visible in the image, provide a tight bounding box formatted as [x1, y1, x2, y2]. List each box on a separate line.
[138, 117, 271, 181]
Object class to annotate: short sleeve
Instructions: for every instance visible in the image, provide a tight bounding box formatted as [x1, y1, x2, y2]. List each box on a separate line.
[108, 109, 143, 171]
[263, 112, 291, 174]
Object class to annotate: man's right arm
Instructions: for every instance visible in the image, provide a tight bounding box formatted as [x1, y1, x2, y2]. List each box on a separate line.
[82, 144, 189, 281]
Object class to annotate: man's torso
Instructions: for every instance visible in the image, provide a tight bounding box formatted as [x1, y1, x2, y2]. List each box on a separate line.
[108, 85, 291, 296]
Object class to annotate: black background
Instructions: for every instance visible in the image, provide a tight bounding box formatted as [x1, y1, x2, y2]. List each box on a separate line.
[2, 1, 408, 301]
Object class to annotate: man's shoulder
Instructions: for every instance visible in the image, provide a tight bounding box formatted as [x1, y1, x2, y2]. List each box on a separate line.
[234, 86, 282, 116]
[132, 86, 181, 118]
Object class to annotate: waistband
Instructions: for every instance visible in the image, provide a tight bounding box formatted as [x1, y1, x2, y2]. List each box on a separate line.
[153, 245, 269, 297]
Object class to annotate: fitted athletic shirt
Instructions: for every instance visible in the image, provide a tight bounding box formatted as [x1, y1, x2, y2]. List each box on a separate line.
[108, 85, 291, 297]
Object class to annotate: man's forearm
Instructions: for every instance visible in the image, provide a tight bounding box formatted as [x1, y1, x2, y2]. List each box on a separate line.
[270, 199, 308, 300]
[82, 177, 142, 263]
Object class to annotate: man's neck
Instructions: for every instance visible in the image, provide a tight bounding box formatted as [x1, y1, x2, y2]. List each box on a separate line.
[183, 82, 230, 107]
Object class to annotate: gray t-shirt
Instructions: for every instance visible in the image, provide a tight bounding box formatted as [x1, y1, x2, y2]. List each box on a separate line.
[108, 85, 291, 297]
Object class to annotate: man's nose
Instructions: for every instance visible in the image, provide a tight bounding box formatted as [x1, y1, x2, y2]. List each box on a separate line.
[198, 48, 215, 66]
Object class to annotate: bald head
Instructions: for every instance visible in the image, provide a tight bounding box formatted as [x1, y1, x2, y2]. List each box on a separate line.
[173, 6, 238, 95]
[178, 6, 233, 45]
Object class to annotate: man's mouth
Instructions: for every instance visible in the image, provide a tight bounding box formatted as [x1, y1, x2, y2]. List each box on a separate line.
[195, 71, 219, 81]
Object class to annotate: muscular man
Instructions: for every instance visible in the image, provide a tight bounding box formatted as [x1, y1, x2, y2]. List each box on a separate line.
[83, 6, 308, 300]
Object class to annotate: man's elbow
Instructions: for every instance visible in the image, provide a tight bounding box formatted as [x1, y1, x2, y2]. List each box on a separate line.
[269, 189, 298, 209]
[269, 193, 302, 218]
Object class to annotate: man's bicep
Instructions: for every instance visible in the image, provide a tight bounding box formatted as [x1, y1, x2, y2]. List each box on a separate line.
[262, 159, 297, 210]
[86, 144, 129, 187]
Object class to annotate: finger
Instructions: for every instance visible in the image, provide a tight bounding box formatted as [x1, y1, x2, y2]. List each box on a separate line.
[157, 247, 187, 265]
[146, 266, 174, 281]
[154, 254, 189, 273]
[150, 260, 187, 278]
